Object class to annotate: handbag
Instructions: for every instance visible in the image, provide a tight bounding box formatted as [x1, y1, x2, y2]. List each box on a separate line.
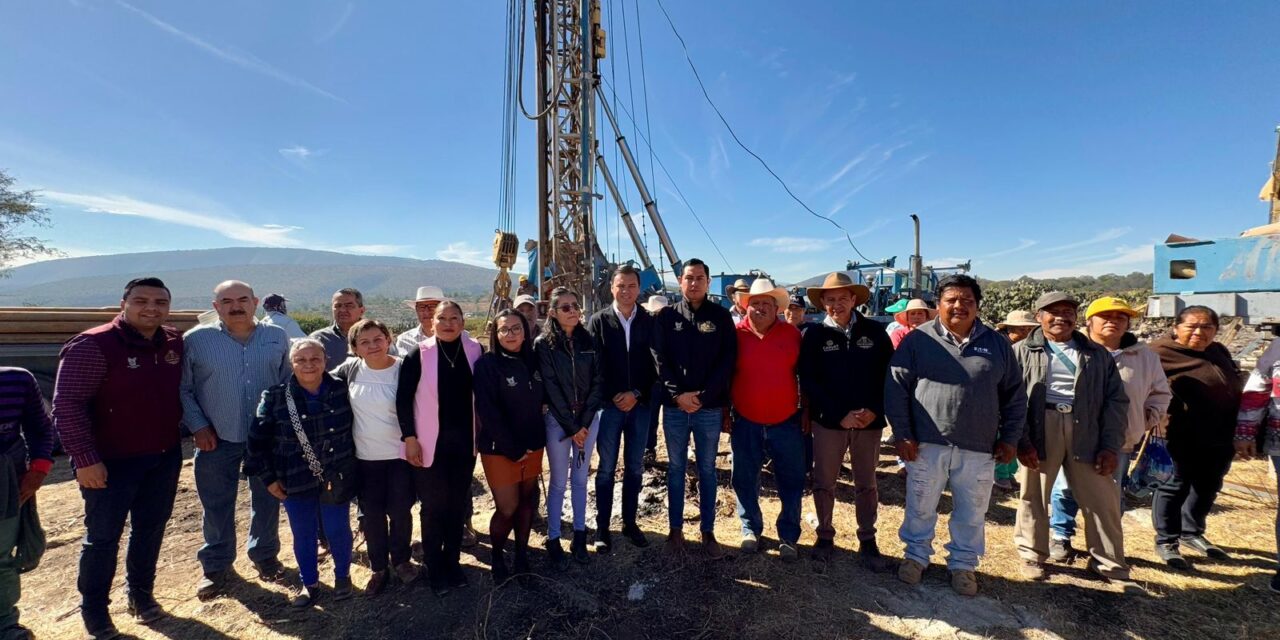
[1126, 434, 1174, 499]
[284, 388, 357, 505]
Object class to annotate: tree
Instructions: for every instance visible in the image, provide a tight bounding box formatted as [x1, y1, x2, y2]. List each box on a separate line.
[0, 169, 57, 274]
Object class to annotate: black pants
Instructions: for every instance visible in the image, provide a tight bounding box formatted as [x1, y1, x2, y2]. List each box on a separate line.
[78, 448, 181, 616]
[358, 459, 416, 572]
[414, 455, 476, 574]
[1152, 444, 1234, 545]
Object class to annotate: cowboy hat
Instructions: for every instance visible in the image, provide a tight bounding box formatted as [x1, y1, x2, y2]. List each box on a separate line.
[806, 272, 871, 309]
[726, 278, 750, 297]
[403, 285, 446, 309]
[734, 278, 789, 309]
[894, 299, 937, 326]
[642, 295, 669, 313]
[996, 310, 1038, 329]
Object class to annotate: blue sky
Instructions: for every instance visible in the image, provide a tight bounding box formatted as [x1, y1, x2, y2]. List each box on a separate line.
[2, 0, 1277, 282]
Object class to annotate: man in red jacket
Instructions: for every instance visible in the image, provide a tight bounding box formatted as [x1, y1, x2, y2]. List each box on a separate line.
[53, 277, 184, 640]
[728, 279, 805, 561]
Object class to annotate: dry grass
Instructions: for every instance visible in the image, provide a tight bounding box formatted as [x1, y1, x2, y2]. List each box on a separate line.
[19, 437, 1280, 640]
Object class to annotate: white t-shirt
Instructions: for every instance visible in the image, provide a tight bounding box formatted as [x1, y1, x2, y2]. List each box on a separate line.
[349, 358, 403, 461]
[1045, 339, 1079, 405]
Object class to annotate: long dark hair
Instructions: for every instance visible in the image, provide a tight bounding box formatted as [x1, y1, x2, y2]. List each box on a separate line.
[490, 308, 536, 368]
[542, 287, 580, 349]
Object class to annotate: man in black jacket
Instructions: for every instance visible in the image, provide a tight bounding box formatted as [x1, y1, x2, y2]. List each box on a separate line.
[798, 272, 894, 568]
[588, 265, 657, 552]
[651, 259, 737, 558]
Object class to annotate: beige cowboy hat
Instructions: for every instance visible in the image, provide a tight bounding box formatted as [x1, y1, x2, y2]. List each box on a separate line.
[642, 295, 669, 313]
[726, 278, 750, 297]
[894, 299, 937, 326]
[996, 310, 1038, 329]
[403, 285, 446, 309]
[734, 278, 789, 309]
[806, 272, 871, 309]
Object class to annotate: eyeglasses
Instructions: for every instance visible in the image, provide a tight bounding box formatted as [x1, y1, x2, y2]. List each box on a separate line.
[555, 303, 581, 313]
[496, 326, 524, 336]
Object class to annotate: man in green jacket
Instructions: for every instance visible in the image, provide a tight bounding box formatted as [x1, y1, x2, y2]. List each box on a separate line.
[1013, 291, 1136, 589]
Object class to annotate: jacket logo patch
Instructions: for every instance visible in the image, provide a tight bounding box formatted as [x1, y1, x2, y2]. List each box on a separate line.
[533, 371, 543, 382]
[674, 321, 684, 332]
[697, 321, 716, 333]
[506, 376, 517, 387]
[855, 337, 874, 349]
[126, 357, 140, 369]
[973, 346, 992, 355]
[822, 339, 839, 353]
[164, 350, 180, 365]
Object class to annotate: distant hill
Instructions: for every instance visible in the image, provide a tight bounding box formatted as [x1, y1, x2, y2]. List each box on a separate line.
[0, 247, 514, 309]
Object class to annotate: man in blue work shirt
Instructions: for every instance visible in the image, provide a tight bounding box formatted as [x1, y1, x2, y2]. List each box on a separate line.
[182, 280, 291, 599]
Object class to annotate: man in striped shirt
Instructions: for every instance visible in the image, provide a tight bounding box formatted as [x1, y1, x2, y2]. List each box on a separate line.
[0, 367, 54, 638]
[181, 280, 291, 599]
[53, 277, 185, 638]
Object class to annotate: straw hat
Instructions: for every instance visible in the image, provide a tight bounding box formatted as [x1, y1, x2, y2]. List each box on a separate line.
[996, 310, 1038, 329]
[893, 299, 937, 326]
[734, 278, 789, 309]
[806, 272, 871, 309]
[403, 285, 446, 309]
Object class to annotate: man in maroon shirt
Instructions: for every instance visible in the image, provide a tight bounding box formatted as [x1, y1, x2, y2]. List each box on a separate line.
[53, 277, 184, 640]
[727, 279, 805, 561]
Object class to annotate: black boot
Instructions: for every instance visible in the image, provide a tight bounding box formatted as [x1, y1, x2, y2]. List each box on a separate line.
[546, 537, 569, 571]
[571, 530, 590, 564]
[595, 528, 613, 554]
[491, 548, 510, 585]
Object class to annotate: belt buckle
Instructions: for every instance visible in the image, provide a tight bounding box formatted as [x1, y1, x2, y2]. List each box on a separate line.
[1054, 403, 1073, 414]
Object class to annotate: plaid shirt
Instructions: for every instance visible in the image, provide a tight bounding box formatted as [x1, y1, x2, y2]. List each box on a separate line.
[0, 367, 55, 473]
[244, 374, 355, 494]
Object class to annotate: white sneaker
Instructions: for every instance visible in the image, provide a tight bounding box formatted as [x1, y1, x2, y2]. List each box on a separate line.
[740, 532, 759, 553]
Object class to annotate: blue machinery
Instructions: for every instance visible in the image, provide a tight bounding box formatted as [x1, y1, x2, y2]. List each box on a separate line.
[1148, 234, 1280, 327]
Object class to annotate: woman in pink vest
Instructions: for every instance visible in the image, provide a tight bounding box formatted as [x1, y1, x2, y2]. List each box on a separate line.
[395, 300, 483, 597]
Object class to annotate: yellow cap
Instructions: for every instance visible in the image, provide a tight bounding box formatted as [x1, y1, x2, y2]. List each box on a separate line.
[1084, 296, 1140, 320]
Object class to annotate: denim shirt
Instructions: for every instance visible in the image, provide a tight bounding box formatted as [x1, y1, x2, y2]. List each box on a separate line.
[181, 321, 292, 443]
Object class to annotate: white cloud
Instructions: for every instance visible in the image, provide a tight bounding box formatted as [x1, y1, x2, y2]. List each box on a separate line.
[316, 3, 354, 43]
[342, 244, 408, 255]
[1045, 226, 1132, 253]
[436, 241, 490, 266]
[816, 149, 871, 191]
[42, 191, 303, 246]
[115, 1, 345, 104]
[984, 239, 1038, 258]
[1022, 244, 1155, 278]
[279, 145, 314, 160]
[748, 237, 833, 253]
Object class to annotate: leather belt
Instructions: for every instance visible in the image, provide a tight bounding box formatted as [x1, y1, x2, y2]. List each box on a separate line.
[1047, 402, 1073, 414]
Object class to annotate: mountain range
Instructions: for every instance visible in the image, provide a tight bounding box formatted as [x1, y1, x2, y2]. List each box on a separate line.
[0, 247, 513, 309]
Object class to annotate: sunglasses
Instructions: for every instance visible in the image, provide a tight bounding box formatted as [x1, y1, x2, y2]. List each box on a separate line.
[555, 302, 581, 313]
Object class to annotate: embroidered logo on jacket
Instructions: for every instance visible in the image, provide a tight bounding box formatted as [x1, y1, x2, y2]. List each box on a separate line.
[855, 336, 874, 349]
[506, 376, 517, 387]
[164, 350, 180, 365]
[822, 339, 839, 353]
[126, 357, 140, 370]
[674, 321, 684, 332]
[697, 321, 716, 333]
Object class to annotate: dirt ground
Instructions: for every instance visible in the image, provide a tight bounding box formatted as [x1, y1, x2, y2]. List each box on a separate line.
[18, 434, 1280, 640]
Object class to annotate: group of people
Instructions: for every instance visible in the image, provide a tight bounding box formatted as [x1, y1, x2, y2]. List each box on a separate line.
[0, 258, 1276, 640]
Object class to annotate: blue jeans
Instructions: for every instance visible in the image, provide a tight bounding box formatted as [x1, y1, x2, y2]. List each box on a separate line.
[595, 404, 651, 530]
[544, 413, 600, 539]
[282, 495, 352, 586]
[78, 448, 181, 616]
[900, 443, 995, 572]
[664, 406, 722, 532]
[730, 414, 805, 544]
[1049, 452, 1130, 540]
[193, 439, 281, 573]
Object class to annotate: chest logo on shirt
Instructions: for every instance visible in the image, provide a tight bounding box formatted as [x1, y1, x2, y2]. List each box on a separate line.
[506, 376, 517, 387]
[855, 336, 874, 349]
[822, 339, 839, 353]
[973, 346, 992, 355]
[674, 321, 684, 332]
[164, 350, 180, 365]
[533, 371, 543, 382]
[697, 321, 716, 333]
[126, 357, 140, 370]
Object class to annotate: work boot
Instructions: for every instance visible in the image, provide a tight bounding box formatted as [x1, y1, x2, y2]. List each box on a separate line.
[289, 583, 316, 608]
[1049, 537, 1074, 563]
[622, 523, 649, 548]
[82, 609, 119, 640]
[126, 592, 166, 624]
[897, 559, 925, 585]
[333, 576, 354, 601]
[447, 565, 469, 589]
[365, 569, 390, 596]
[740, 531, 759, 554]
[1181, 535, 1229, 559]
[571, 530, 590, 564]
[1020, 559, 1047, 581]
[196, 570, 228, 600]
[394, 561, 421, 585]
[859, 540, 895, 573]
[664, 528, 686, 556]
[595, 529, 613, 555]
[700, 531, 725, 560]
[255, 558, 287, 583]
[778, 543, 798, 562]
[950, 570, 979, 596]
[811, 538, 834, 562]
[1156, 542, 1191, 571]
